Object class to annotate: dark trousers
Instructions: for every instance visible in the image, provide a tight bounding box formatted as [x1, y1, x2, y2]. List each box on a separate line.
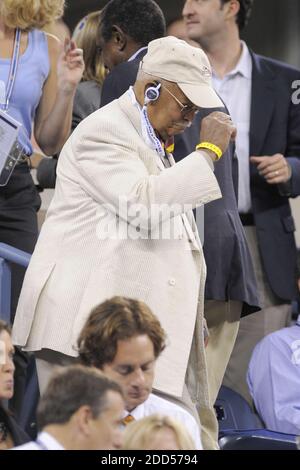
[0, 163, 41, 315]
[0, 163, 41, 419]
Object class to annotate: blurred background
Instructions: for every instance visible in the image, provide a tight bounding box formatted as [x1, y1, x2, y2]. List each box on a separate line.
[64, 0, 300, 67]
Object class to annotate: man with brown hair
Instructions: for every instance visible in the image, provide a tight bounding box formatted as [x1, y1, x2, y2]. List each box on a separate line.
[14, 365, 124, 450]
[78, 296, 203, 449]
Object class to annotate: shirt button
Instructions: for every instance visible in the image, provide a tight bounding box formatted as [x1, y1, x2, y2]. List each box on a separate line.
[168, 278, 176, 286]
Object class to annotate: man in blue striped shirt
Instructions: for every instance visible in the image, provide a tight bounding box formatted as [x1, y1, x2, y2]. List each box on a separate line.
[247, 315, 300, 435]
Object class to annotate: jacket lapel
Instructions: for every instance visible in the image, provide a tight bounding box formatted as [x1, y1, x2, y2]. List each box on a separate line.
[249, 52, 276, 160]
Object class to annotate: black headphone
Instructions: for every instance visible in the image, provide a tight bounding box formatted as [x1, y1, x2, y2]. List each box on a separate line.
[144, 81, 161, 105]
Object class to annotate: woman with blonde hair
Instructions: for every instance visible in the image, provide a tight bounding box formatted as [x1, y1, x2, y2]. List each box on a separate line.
[71, 10, 106, 130]
[0, 0, 84, 313]
[122, 414, 196, 450]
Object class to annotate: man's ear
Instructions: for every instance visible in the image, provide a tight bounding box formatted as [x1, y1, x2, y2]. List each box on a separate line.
[76, 405, 93, 436]
[225, 0, 240, 21]
[111, 25, 127, 51]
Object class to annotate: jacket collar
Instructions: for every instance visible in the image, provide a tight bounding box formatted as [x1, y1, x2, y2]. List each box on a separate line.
[118, 91, 165, 173]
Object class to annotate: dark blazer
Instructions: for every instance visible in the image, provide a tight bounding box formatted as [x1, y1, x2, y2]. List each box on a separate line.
[101, 49, 147, 107]
[174, 114, 259, 316]
[100, 49, 260, 316]
[249, 53, 300, 302]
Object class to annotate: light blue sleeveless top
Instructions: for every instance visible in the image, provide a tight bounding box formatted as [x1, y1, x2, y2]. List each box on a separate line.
[0, 29, 50, 155]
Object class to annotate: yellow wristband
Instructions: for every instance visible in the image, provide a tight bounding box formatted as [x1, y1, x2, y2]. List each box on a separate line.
[196, 142, 223, 161]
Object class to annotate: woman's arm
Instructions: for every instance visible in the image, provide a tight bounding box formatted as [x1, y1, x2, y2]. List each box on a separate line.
[34, 34, 84, 155]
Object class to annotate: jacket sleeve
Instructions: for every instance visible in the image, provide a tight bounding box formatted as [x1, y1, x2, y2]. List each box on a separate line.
[74, 121, 221, 230]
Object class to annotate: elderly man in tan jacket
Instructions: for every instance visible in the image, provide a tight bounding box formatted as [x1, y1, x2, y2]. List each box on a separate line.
[13, 37, 236, 419]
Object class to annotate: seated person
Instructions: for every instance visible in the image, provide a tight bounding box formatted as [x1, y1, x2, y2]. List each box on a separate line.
[123, 413, 196, 450]
[13, 365, 124, 450]
[247, 314, 300, 435]
[0, 321, 29, 449]
[77, 296, 203, 449]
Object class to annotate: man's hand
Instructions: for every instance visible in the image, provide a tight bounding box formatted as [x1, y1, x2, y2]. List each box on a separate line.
[250, 154, 292, 184]
[199, 111, 237, 160]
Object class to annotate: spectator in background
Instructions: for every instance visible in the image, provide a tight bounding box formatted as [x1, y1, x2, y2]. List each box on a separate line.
[100, 0, 166, 107]
[71, 11, 107, 131]
[37, 10, 107, 189]
[166, 17, 198, 47]
[0, 321, 29, 449]
[247, 314, 300, 435]
[122, 414, 196, 450]
[78, 297, 203, 449]
[0, 0, 84, 314]
[13, 365, 124, 450]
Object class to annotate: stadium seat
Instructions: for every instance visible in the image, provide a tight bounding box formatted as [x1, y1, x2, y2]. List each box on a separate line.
[219, 429, 298, 450]
[215, 385, 263, 431]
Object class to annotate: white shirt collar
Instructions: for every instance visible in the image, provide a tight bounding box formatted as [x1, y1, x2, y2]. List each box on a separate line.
[128, 47, 148, 62]
[213, 41, 252, 80]
[37, 431, 65, 450]
[123, 401, 145, 421]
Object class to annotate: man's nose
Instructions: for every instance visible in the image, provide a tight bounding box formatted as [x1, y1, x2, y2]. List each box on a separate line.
[132, 368, 146, 386]
[184, 109, 198, 122]
[4, 354, 15, 373]
[182, 0, 193, 18]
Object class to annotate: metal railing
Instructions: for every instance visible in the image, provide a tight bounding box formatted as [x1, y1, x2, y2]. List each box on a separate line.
[0, 242, 31, 323]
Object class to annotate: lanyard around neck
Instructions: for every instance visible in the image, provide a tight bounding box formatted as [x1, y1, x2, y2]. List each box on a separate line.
[128, 87, 166, 158]
[2, 28, 22, 112]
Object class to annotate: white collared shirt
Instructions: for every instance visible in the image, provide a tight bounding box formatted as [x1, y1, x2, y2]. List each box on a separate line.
[128, 47, 148, 62]
[122, 393, 203, 450]
[212, 41, 253, 213]
[12, 431, 65, 450]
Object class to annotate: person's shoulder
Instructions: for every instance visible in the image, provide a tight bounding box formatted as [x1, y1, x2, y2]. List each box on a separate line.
[147, 394, 196, 421]
[77, 80, 101, 94]
[72, 95, 132, 145]
[108, 58, 141, 83]
[252, 326, 295, 360]
[75, 80, 101, 106]
[252, 51, 300, 77]
[44, 31, 61, 57]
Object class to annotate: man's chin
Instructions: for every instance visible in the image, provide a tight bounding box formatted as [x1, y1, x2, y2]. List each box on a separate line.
[126, 392, 150, 410]
[168, 127, 187, 136]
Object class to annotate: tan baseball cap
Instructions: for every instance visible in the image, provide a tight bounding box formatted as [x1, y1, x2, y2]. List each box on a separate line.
[140, 36, 223, 109]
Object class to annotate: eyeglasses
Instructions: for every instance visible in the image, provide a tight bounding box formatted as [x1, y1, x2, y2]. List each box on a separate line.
[161, 84, 199, 118]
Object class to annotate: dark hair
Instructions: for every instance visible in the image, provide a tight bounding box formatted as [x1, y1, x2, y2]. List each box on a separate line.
[78, 296, 166, 369]
[37, 365, 123, 429]
[221, 0, 254, 31]
[101, 0, 166, 46]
